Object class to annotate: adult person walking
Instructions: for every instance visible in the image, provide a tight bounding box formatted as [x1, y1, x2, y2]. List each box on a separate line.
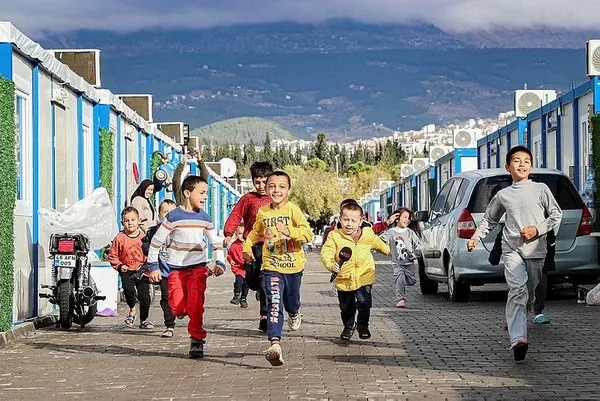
[131, 179, 157, 233]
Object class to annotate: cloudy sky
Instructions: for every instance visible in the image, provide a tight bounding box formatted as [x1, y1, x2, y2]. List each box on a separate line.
[2, 0, 599, 36]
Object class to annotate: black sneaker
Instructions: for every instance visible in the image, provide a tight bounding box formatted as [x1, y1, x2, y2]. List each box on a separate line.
[258, 317, 268, 332]
[340, 326, 355, 341]
[189, 338, 205, 359]
[230, 296, 240, 305]
[357, 326, 371, 339]
[239, 299, 248, 308]
[513, 341, 529, 362]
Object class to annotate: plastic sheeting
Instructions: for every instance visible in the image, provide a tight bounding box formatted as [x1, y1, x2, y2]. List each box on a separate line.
[39, 187, 118, 252]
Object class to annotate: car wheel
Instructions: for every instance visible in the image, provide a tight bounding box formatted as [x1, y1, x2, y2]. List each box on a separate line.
[418, 256, 438, 294]
[447, 259, 470, 302]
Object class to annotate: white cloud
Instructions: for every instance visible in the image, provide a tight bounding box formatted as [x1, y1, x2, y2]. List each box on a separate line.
[2, 0, 600, 36]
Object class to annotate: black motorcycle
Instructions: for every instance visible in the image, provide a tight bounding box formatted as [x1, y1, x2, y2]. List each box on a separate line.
[40, 233, 105, 329]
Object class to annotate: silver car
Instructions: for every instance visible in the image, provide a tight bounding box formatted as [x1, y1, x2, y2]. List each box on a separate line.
[417, 168, 600, 302]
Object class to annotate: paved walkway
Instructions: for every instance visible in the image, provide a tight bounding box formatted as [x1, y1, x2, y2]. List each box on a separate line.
[1, 252, 599, 400]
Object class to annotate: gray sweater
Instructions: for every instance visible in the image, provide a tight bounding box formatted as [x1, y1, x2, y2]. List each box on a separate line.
[380, 227, 423, 266]
[471, 179, 562, 259]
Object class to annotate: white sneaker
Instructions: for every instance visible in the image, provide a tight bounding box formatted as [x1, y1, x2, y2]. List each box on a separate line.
[288, 312, 301, 331]
[265, 343, 284, 366]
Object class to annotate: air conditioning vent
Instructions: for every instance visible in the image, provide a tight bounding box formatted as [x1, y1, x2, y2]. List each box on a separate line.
[400, 164, 413, 178]
[587, 40, 600, 76]
[453, 128, 482, 148]
[187, 136, 199, 151]
[154, 122, 185, 145]
[513, 90, 557, 118]
[412, 158, 430, 172]
[119, 94, 153, 122]
[429, 145, 452, 162]
[51, 49, 101, 87]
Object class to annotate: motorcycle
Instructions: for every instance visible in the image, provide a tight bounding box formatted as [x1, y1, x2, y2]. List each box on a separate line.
[40, 233, 105, 329]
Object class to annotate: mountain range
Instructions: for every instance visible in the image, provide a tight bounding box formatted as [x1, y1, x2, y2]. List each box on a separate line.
[38, 20, 598, 141]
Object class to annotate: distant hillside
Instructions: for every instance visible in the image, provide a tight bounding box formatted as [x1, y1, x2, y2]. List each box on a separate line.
[190, 117, 295, 144]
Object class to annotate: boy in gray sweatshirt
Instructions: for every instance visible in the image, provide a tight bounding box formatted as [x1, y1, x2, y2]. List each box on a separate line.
[467, 146, 562, 361]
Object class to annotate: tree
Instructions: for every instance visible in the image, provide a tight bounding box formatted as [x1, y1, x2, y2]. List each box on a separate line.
[261, 132, 273, 161]
[244, 140, 257, 166]
[314, 133, 328, 161]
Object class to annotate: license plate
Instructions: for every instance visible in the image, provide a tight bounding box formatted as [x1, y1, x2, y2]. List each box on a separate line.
[54, 254, 76, 268]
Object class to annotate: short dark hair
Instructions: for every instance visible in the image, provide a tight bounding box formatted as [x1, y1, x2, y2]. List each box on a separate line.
[341, 202, 363, 216]
[181, 175, 207, 195]
[250, 161, 273, 180]
[159, 199, 176, 212]
[339, 198, 359, 211]
[121, 206, 139, 219]
[506, 146, 532, 165]
[267, 170, 291, 187]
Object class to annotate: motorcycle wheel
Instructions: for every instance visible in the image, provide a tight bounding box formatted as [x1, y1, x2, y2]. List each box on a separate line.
[58, 280, 74, 330]
[73, 303, 97, 327]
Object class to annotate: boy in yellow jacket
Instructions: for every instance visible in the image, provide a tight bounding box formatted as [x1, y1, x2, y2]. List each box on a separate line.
[243, 171, 313, 366]
[321, 202, 390, 341]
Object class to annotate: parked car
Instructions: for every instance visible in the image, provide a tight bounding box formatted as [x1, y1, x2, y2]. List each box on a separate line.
[417, 168, 600, 302]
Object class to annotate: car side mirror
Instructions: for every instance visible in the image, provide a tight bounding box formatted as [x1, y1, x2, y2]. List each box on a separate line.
[415, 210, 429, 223]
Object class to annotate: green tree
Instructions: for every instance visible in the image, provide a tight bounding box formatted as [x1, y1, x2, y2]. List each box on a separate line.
[244, 140, 257, 166]
[314, 133, 328, 161]
[261, 132, 273, 161]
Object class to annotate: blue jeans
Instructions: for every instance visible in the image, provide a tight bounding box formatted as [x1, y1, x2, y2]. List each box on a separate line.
[504, 251, 543, 347]
[262, 270, 303, 341]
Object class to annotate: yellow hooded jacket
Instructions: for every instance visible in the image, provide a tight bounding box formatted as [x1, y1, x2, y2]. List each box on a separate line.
[321, 225, 390, 292]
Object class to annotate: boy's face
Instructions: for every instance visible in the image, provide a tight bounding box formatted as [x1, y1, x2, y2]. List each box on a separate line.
[159, 203, 176, 220]
[266, 175, 290, 206]
[235, 227, 244, 240]
[121, 212, 140, 234]
[505, 151, 532, 182]
[186, 182, 209, 210]
[253, 176, 268, 195]
[340, 208, 362, 235]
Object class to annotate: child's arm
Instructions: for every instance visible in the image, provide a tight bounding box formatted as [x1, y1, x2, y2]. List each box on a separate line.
[537, 186, 563, 236]
[242, 215, 264, 262]
[279, 207, 313, 243]
[147, 220, 172, 272]
[107, 235, 124, 271]
[320, 235, 339, 272]
[467, 194, 505, 251]
[223, 197, 247, 241]
[206, 227, 226, 275]
[371, 233, 391, 255]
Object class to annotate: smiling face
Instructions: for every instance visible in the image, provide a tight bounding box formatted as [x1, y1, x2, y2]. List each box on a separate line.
[121, 211, 140, 235]
[505, 150, 532, 182]
[253, 176, 269, 195]
[266, 175, 290, 208]
[185, 182, 209, 211]
[340, 207, 363, 235]
[396, 210, 411, 229]
[144, 184, 155, 199]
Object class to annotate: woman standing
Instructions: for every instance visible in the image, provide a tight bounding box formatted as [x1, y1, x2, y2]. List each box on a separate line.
[130, 179, 157, 232]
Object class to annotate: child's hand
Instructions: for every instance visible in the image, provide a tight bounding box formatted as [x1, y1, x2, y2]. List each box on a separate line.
[212, 263, 225, 277]
[386, 212, 400, 226]
[330, 263, 340, 273]
[520, 226, 538, 241]
[275, 222, 289, 236]
[223, 236, 232, 247]
[148, 270, 161, 283]
[242, 252, 255, 263]
[120, 265, 129, 272]
[466, 239, 478, 252]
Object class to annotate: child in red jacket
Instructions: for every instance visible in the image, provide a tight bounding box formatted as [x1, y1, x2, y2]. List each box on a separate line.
[228, 224, 249, 308]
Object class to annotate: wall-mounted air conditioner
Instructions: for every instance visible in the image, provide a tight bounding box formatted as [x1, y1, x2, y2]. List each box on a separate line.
[154, 122, 186, 145]
[513, 90, 557, 118]
[429, 145, 452, 162]
[51, 49, 101, 87]
[412, 158, 429, 172]
[453, 128, 482, 148]
[400, 164, 413, 178]
[587, 40, 600, 77]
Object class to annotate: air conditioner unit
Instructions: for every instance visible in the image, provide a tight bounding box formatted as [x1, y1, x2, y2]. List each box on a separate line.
[429, 145, 452, 162]
[513, 90, 557, 118]
[187, 136, 199, 152]
[51, 49, 101, 87]
[400, 164, 414, 178]
[379, 180, 394, 190]
[547, 110, 558, 132]
[412, 158, 430, 172]
[154, 122, 185, 145]
[586, 40, 600, 76]
[453, 128, 482, 148]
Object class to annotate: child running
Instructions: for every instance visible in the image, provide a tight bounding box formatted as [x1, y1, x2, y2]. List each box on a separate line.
[108, 207, 153, 329]
[147, 175, 226, 359]
[242, 171, 313, 366]
[467, 145, 562, 361]
[321, 202, 390, 341]
[379, 207, 424, 309]
[227, 224, 250, 308]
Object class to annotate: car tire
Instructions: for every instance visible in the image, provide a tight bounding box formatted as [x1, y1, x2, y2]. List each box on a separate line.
[418, 256, 438, 294]
[447, 259, 470, 302]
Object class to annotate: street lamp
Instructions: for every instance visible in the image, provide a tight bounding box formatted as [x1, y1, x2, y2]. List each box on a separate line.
[334, 154, 340, 179]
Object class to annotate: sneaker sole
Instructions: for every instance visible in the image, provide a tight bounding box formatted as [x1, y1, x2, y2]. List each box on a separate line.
[265, 349, 284, 366]
[189, 352, 204, 359]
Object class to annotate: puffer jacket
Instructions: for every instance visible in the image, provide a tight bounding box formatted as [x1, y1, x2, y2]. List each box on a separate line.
[321, 225, 390, 292]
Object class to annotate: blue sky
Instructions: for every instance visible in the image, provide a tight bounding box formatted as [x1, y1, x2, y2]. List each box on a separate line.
[1, 0, 599, 36]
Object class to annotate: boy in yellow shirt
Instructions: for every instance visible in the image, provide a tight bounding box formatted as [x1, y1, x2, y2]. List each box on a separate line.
[243, 171, 313, 366]
[321, 202, 390, 341]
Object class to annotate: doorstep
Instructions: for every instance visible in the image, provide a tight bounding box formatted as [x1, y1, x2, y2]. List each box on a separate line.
[0, 315, 58, 347]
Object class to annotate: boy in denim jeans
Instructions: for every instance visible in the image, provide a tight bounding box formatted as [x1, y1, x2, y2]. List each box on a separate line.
[467, 146, 562, 361]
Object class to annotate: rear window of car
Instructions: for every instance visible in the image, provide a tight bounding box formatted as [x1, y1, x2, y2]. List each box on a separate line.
[468, 173, 584, 213]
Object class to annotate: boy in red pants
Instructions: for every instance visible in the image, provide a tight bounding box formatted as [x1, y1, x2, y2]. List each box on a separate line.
[148, 175, 225, 359]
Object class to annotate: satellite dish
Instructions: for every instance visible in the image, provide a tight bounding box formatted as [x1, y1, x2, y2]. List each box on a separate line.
[219, 157, 237, 178]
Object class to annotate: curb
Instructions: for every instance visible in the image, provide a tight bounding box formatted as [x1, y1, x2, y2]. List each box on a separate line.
[0, 315, 58, 347]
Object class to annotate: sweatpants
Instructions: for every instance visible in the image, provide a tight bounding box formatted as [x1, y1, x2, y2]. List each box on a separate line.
[393, 262, 417, 302]
[168, 268, 208, 340]
[338, 285, 372, 330]
[160, 277, 175, 328]
[503, 251, 543, 347]
[252, 243, 268, 317]
[534, 271, 548, 315]
[233, 274, 249, 299]
[120, 271, 151, 322]
[263, 270, 303, 341]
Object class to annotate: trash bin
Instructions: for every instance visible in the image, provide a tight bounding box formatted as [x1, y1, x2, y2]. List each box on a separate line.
[90, 261, 118, 316]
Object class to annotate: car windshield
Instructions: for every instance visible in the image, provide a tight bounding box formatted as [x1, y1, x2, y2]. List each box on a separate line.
[468, 173, 584, 213]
